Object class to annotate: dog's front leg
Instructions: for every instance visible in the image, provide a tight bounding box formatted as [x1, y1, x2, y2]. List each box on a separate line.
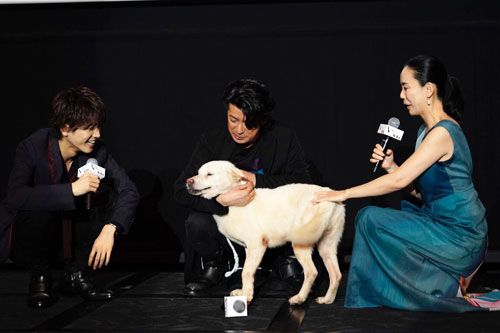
[230, 240, 267, 304]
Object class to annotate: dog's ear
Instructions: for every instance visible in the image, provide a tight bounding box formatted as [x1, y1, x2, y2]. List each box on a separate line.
[231, 168, 246, 184]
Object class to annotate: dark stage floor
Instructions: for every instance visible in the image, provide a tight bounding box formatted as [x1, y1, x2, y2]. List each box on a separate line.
[1, 263, 500, 332]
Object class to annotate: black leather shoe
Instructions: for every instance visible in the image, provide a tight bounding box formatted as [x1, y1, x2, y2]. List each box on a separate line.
[28, 274, 57, 308]
[184, 265, 225, 294]
[276, 256, 304, 292]
[61, 271, 113, 301]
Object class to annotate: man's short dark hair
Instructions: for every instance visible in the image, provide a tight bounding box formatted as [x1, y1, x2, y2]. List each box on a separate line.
[50, 86, 107, 138]
[222, 79, 275, 130]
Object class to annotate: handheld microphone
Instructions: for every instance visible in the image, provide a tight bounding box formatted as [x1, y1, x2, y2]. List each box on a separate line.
[373, 117, 404, 173]
[77, 158, 106, 210]
[85, 159, 97, 210]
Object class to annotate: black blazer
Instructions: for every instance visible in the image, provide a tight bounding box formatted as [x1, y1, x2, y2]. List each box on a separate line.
[0, 128, 140, 261]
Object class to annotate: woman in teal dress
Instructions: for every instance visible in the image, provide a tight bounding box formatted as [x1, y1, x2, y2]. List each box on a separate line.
[312, 55, 488, 312]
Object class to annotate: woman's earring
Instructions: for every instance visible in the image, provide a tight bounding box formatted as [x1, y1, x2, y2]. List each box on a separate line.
[427, 98, 431, 106]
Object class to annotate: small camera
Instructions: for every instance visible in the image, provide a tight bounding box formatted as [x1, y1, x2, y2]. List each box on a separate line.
[224, 296, 248, 317]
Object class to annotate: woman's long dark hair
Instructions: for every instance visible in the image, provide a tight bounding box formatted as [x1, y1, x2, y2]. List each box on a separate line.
[405, 55, 464, 123]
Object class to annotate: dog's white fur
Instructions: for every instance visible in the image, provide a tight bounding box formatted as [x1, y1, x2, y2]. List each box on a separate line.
[187, 160, 345, 305]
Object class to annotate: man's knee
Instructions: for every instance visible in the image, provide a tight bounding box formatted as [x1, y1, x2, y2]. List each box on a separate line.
[185, 211, 216, 239]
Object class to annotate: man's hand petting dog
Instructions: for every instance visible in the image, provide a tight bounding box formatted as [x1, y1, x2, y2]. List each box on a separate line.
[216, 182, 256, 207]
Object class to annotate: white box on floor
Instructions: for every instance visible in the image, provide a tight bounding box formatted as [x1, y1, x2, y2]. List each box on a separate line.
[224, 296, 248, 317]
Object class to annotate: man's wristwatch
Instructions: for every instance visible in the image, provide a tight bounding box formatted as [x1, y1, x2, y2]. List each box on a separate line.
[107, 223, 118, 235]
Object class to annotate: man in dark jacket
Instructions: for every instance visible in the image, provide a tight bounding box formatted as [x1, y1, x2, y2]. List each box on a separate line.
[0, 87, 140, 308]
[174, 79, 312, 294]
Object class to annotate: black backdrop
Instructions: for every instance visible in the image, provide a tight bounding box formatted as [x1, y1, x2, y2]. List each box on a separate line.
[1, 0, 499, 261]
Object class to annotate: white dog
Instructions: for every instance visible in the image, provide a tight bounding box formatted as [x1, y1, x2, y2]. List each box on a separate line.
[186, 160, 345, 305]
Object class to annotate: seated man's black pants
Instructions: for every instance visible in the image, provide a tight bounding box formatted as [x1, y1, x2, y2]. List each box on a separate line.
[184, 210, 229, 283]
[12, 208, 105, 275]
[184, 209, 294, 284]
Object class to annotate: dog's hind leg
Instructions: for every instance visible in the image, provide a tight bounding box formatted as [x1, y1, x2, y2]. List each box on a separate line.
[315, 221, 343, 304]
[230, 238, 267, 304]
[289, 243, 316, 305]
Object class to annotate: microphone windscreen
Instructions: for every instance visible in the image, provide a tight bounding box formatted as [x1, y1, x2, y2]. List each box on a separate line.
[86, 158, 98, 166]
[388, 117, 400, 129]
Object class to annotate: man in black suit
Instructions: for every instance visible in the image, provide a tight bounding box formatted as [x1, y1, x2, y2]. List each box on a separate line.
[0, 87, 140, 308]
[174, 79, 312, 294]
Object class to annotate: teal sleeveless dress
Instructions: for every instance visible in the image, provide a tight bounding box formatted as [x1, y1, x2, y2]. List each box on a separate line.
[345, 120, 488, 312]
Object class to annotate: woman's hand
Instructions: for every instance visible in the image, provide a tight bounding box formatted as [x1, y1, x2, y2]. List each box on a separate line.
[370, 144, 396, 173]
[216, 182, 256, 207]
[311, 190, 348, 205]
[88, 224, 115, 270]
[72, 173, 100, 196]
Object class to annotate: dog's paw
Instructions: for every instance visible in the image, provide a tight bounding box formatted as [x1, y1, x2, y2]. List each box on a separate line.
[230, 289, 243, 297]
[315, 296, 335, 304]
[230, 289, 253, 303]
[288, 294, 306, 305]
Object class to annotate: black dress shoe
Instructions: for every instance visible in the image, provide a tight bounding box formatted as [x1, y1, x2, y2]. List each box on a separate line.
[184, 265, 225, 294]
[61, 271, 113, 301]
[275, 256, 304, 292]
[28, 274, 57, 308]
